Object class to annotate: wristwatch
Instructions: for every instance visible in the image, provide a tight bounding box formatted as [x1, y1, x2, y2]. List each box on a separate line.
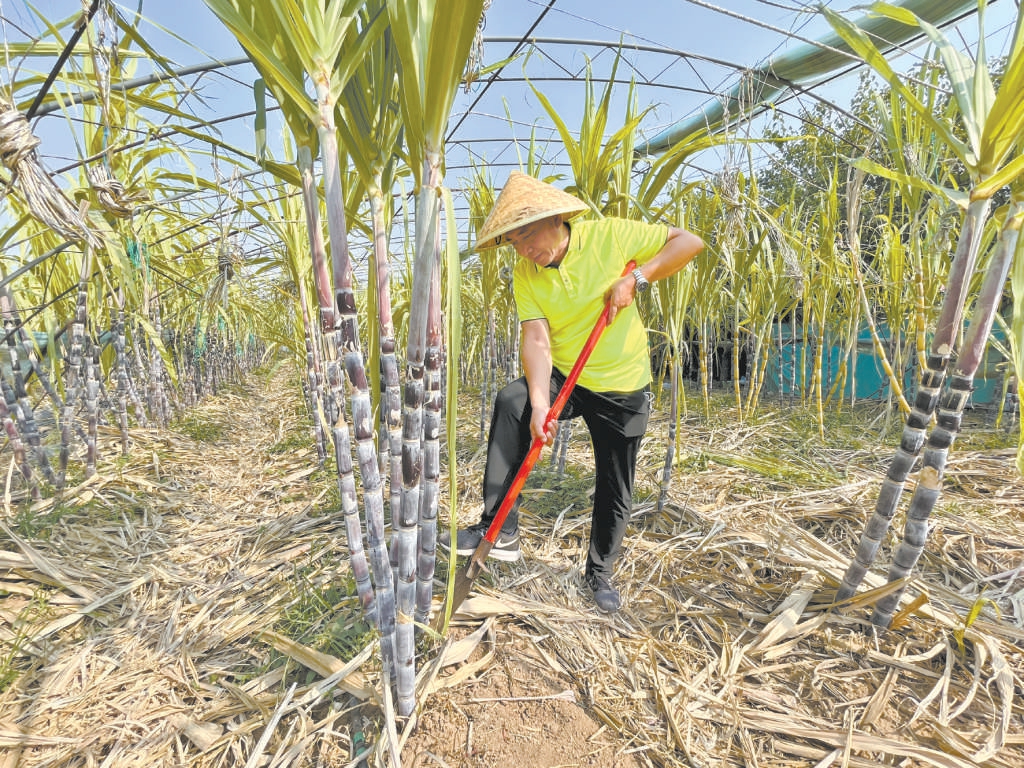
[631, 267, 650, 293]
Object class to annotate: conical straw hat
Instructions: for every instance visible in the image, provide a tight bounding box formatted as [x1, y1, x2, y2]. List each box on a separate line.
[473, 172, 588, 251]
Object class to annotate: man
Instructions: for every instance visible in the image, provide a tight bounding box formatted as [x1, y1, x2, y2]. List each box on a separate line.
[444, 171, 704, 612]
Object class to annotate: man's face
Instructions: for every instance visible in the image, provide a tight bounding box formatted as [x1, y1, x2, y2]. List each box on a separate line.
[506, 215, 565, 267]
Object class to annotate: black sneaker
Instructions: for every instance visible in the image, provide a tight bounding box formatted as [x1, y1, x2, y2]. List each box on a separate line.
[438, 523, 521, 562]
[585, 572, 621, 613]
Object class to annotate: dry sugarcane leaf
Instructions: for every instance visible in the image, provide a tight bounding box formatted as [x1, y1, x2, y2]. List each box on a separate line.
[257, 630, 374, 701]
[774, 740, 880, 768]
[746, 570, 820, 654]
[909, 636, 954, 726]
[0, 522, 97, 602]
[860, 663, 899, 728]
[887, 589, 930, 629]
[760, 614, 829, 662]
[424, 622, 496, 696]
[958, 628, 1015, 762]
[451, 593, 531, 619]
[929, 722, 1020, 768]
[438, 616, 493, 667]
[31, 574, 151, 643]
[650, 648, 693, 762]
[0, 725, 78, 748]
[168, 714, 224, 752]
[730, 707, 979, 768]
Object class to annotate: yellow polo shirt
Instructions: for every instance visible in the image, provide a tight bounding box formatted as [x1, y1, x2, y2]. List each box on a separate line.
[513, 218, 668, 392]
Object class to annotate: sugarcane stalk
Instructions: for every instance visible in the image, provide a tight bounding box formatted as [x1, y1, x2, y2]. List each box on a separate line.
[812, 320, 826, 440]
[1, 316, 54, 485]
[395, 156, 441, 717]
[416, 258, 443, 625]
[657, 356, 681, 514]
[129, 321, 150, 423]
[297, 140, 374, 624]
[837, 196, 991, 601]
[111, 299, 130, 454]
[552, 419, 572, 476]
[367, 177, 403, 543]
[58, 247, 93, 486]
[297, 280, 327, 464]
[746, 321, 774, 415]
[480, 311, 496, 442]
[870, 198, 1021, 627]
[789, 312, 798, 405]
[321, 91, 399, 682]
[149, 297, 172, 425]
[0, 284, 62, 420]
[698, 318, 711, 415]
[83, 342, 100, 478]
[298, 146, 336, 336]
[0, 383, 37, 499]
[732, 292, 743, 419]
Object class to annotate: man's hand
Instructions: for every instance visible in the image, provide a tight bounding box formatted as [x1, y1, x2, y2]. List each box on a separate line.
[604, 226, 706, 323]
[530, 404, 557, 445]
[604, 275, 638, 325]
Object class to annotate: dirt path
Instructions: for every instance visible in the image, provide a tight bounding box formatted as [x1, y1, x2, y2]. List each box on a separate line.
[1, 368, 1023, 767]
[0, 370, 641, 767]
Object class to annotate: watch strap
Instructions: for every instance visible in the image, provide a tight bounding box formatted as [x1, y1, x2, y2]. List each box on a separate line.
[631, 267, 650, 292]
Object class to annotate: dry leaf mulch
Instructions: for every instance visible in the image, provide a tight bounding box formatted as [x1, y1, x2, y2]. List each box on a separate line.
[0, 369, 1022, 768]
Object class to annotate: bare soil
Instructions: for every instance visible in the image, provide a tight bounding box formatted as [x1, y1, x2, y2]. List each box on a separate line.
[405, 628, 642, 768]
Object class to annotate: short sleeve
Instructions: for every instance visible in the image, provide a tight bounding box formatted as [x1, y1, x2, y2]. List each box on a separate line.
[513, 262, 544, 322]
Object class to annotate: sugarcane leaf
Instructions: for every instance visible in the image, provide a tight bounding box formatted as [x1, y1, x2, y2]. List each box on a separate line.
[971, 154, 1024, 200]
[979, 14, 1024, 172]
[202, 0, 315, 119]
[865, 2, 989, 155]
[821, 5, 969, 166]
[848, 156, 969, 208]
[387, 0, 485, 183]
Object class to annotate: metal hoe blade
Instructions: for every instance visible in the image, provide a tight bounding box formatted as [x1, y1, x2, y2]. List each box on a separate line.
[431, 540, 493, 632]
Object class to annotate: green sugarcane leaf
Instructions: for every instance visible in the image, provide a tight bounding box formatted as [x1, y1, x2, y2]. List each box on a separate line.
[848, 156, 969, 208]
[331, 6, 389, 106]
[254, 78, 267, 164]
[972, 154, 1024, 200]
[386, 0, 426, 169]
[979, 25, 1024, 172]
[529, 83, 584, 189]
[441, 183, 462, 628]
[422, 0, 485, 149]
[867, 2, 988, 155]
[822, 6, 969, 167]
[203, 0, 315, 118]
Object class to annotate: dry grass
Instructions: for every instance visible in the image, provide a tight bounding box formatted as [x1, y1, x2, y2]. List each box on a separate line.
[0, 369, 1021, 767]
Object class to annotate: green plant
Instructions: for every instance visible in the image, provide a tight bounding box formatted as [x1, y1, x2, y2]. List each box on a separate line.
[0, 590, 52, 691]
[9, 503, 65, 540]
[275, 559, 375, 669]
[172, 415, 227, 443]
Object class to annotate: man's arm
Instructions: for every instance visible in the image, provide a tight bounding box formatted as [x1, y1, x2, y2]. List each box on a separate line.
[520, 318, 557, 445]
[606, 226, 705, 323]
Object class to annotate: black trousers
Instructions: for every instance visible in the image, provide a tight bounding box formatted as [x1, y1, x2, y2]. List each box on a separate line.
[480, 369, 650, 580]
